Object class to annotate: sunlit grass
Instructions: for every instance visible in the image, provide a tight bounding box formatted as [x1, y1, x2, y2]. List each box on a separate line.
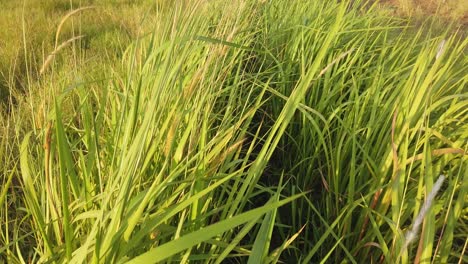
[1, 0, 466, 263]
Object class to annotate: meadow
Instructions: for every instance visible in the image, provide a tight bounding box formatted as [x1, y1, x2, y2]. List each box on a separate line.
[0, 0, 467, 263]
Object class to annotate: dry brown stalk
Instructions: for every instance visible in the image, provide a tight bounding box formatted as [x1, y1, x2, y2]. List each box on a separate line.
[54, 6, 95, 49]
[40, 35, 84, 75]
[40, 6, 95, 75]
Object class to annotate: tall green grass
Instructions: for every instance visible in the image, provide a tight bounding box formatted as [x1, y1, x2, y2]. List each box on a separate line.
[251, 1, 467, 262]
[1, 0, 466, 263]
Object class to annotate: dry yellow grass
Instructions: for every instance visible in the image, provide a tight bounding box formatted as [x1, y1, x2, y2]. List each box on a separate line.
[382, 0, 468, 23]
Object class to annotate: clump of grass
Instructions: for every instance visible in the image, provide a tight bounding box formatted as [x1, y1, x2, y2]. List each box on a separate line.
[235, 0, 466, 262]
[1, 0, 467, 263]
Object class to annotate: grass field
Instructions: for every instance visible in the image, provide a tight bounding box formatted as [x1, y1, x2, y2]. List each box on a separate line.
[1, 0, 467, 263]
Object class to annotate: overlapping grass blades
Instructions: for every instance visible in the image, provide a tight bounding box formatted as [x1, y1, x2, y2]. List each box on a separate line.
[242, 0, 466, 262]
[1, 0, 466, 263]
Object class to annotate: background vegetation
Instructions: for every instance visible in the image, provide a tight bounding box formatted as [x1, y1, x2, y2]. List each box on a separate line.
[1, 0, 466, 263]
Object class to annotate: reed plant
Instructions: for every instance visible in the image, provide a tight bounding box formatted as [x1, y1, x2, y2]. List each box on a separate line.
[1, 0, 466, 263]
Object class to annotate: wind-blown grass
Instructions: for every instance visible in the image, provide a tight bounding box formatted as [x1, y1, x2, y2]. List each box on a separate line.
[1, 0, 466, 263]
